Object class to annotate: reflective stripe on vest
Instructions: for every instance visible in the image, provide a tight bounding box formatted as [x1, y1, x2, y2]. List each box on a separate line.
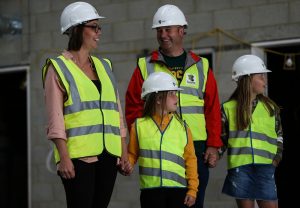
[42, 56, 121, 162]
[223, 100, 277, 169]
[136, 116, 188, 189]
[138, 56, 209, 141]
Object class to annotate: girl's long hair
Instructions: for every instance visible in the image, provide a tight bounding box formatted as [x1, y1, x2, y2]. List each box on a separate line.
[229, 75, 280, 130]
[143, 91, 184, 127]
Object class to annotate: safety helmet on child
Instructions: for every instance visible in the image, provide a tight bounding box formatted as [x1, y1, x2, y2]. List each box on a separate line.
[60, 1, 105, 34]
[141, 72, 183, 99]
[152, 4, 188, 29]
[232, 54, 271, 82]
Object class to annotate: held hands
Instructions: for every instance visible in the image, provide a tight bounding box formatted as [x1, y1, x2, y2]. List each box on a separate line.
[117, 137, 133, 175]
[117, 158, 133, 176]
[204, 147, 219, 168]
[117, 149, 133, 176]
[184, 194, 196, 207]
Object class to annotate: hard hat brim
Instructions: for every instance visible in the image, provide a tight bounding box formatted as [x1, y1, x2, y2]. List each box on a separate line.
[232, 68, 272, 82]
[141, 88, 183, 100]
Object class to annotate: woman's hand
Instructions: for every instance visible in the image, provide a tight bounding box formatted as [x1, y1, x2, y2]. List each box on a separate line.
[52, 138, 75, 179]
[58, 157, 75, 179]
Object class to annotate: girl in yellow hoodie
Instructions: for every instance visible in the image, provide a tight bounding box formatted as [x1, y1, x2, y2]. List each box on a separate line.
[126, 72, 198, 208]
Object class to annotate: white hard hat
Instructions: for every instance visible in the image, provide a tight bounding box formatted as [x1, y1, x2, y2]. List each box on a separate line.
[152, 4, 188, 29]
[60, 2, 105, 34]
[232, 54, 271, 82]
[141, 72, 183, 99]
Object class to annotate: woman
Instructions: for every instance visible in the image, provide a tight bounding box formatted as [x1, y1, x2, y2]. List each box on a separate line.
[221, 55, 283, 208]
[42, 2, 130, 208]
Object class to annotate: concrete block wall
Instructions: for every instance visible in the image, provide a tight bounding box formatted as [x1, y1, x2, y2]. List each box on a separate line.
[1, 0, 300, 207]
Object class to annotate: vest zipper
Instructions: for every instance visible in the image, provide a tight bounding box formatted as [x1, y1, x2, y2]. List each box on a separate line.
[97, 80, 106, 150]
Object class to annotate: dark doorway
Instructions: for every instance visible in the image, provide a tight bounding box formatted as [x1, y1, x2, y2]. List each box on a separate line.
[0, 70, 28, 208]
[267, 45, 300, 207]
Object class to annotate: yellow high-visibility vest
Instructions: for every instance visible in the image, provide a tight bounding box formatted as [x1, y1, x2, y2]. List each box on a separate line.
[138, 56, 209, 141]
[223, 100, 277, 169]
[42, 55, 121, 163]
[136, 116, 188, 189]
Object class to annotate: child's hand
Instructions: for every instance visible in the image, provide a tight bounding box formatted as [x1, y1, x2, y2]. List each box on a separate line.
[184, 194, 196, 207]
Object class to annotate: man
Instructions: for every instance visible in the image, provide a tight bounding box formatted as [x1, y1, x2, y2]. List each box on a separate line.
[125, 4, 222, 208]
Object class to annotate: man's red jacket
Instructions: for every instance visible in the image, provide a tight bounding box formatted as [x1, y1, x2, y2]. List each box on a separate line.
[125, 50, 222, 148]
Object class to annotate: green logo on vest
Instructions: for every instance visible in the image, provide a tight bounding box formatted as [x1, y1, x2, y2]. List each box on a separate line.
[186, 74, 196, 85]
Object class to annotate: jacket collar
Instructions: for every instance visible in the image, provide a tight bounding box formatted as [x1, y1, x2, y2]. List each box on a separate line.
[149, 49, 201, 70]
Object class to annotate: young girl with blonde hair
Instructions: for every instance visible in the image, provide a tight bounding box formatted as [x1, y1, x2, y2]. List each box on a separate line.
[221, 55, 283, 208]
[126, 72, 199, 208]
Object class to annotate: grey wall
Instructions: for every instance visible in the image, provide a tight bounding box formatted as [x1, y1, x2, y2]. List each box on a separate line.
[1, 0, 300, 207]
